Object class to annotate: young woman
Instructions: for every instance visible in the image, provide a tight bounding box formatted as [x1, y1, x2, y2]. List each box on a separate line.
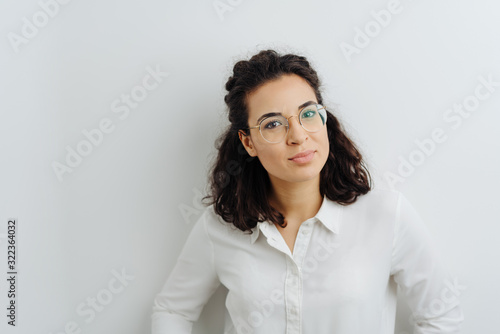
[151, 49, 464, 333]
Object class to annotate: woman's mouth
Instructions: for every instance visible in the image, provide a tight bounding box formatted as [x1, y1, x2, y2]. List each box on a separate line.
[289, 150, 315, 163]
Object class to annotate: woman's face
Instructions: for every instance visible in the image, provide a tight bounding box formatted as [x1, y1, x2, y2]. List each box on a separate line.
[238, 73, 330, 187]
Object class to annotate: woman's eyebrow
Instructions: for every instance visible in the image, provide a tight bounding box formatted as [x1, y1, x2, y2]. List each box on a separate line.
[298, 100, 317, 110]
[256, 100, 317, 123]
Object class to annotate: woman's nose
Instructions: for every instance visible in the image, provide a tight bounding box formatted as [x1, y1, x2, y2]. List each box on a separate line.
[286, 115, 307, 144]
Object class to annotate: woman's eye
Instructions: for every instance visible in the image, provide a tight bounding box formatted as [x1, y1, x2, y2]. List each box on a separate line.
[264, 120, 282, 129]
[302, 110, 316, 118]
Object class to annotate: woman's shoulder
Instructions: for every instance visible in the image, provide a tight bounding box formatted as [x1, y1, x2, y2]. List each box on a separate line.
[197, 204, 249, 239]
[356, 180, 400, 200]
[345, 182, 403, 217]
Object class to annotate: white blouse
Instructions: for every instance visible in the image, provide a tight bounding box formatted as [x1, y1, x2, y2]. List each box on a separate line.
[151, 187, 464, 333]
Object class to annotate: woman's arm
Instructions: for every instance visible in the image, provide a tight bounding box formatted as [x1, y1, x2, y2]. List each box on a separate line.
[151, 209, 221, 334]
[390, 192, 465, 333]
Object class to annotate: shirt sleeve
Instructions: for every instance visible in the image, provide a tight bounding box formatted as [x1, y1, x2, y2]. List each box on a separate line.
[151, 209, 221, 334]
[390, 192, 465, 333]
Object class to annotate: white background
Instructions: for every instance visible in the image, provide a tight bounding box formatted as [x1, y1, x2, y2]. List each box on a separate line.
[1, 0, 499, 333]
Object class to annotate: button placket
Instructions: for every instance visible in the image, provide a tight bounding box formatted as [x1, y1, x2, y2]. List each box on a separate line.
[285, 257, 302, 334]
[261, 220, 316, 334]
[294, 221, 314, 268]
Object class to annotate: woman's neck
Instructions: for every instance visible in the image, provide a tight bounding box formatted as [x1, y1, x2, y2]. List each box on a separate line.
[267, 173, 323, 222]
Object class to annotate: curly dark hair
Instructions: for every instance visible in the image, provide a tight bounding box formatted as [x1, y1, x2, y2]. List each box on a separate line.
[201, 49, 372, 233]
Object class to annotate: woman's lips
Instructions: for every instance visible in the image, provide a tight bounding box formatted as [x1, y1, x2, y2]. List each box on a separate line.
[289, 150, 315, 163]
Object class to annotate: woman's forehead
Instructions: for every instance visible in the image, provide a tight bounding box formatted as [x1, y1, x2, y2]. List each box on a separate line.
[246, 75, 316, 118]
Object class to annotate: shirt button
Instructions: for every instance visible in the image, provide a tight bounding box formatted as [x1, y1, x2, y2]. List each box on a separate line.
[301, 229, 310, 235]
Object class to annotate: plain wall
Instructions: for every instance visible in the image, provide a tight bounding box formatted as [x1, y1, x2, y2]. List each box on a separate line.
[1, 0, 499, 333]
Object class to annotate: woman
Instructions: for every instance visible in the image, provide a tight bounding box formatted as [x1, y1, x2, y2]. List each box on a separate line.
[152, 49, 464, 333]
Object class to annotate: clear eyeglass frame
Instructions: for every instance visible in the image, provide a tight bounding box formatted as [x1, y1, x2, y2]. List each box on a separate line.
[242, 103, 327, 144]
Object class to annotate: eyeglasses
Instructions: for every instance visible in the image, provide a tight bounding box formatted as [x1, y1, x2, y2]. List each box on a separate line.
[243, 104, 327, 143]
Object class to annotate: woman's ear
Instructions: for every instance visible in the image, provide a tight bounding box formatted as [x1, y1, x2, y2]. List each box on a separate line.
[238, 130, 257, 157]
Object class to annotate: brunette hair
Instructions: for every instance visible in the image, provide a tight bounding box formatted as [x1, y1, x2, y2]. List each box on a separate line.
[201, 49, 372, 233]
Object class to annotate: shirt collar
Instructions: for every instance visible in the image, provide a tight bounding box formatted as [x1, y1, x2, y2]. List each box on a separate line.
[249, 195, 343, 244]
